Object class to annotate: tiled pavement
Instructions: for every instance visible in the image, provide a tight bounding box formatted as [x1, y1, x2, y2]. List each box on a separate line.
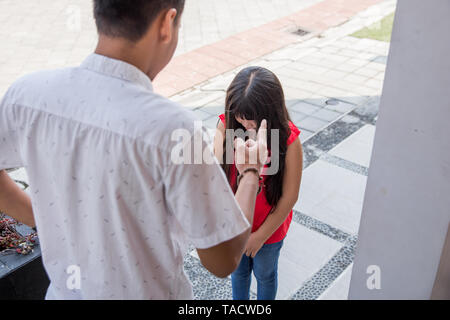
[2, 0, 396, 300]
[176, 0, 323, 56]
[0, 0, 385, 98]
[154, 0, 385, 96]
[0, 0, 322, 97]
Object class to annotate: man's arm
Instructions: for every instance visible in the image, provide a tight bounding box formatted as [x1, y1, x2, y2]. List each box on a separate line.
[196, 121, 268, 278]
[0, 94, 32, 226]
[0, 170, 35, 227]
[196, 172, 259, 277]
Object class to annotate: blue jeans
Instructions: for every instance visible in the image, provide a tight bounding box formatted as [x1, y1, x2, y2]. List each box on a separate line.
[231, 240, 284, 300]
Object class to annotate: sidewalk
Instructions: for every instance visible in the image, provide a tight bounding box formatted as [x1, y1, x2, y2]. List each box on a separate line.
[154, 0, 385, 96]
[0, 0, 322, 97]
[3, 0, 397, 299]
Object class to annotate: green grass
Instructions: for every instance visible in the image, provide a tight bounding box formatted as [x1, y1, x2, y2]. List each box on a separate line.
[351, 12, 395, 42]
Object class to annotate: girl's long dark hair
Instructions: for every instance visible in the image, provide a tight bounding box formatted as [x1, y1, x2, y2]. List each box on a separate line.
[222, 66, 291, 207]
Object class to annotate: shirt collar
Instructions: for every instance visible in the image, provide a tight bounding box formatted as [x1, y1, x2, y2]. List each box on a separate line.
[80, 53, 153, 92]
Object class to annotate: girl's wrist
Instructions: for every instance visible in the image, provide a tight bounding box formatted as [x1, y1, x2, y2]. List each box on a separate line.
[253, 228, 270, 243]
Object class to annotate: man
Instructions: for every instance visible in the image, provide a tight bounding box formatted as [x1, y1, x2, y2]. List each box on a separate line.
[0, 0, 267, 299]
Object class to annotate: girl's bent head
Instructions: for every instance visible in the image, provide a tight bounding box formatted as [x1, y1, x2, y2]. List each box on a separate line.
[222, 66, 293, 207]
[225, 66, 291, 133]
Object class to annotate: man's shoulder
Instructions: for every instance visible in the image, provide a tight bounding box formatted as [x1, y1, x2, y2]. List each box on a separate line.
[133, 94, 201, 147]
[5, 67, 76, 100]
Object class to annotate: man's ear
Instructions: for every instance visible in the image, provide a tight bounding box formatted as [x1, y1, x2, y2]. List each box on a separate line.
[160, 8, 178, 44]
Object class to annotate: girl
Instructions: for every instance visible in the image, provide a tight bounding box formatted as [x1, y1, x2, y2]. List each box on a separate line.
[214, 66, 303, 300]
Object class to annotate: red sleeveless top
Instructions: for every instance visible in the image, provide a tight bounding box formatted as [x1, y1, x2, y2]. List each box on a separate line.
[218, 114, 301, 244]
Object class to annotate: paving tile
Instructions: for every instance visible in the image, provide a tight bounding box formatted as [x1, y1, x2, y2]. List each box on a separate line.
[290, 101, 322, 115]
[343, 73, 370, 85]
[322, 100, 356, 114]
[365, 78, 384, 90]
[314, 86, 352, 100]
[286, 98, 303, 109]
[199, 103, 225, 117]
[294, 160, 368, 234]
[283, 86, 316, 101]
[299, 129, 315, 142]
[172, 90, 224, 109]
[371, 55, 388, 65]
[323, 69, 348, 80]
[318, 264, 353, 300]
[354, 66, 380, 78]
[192, 108, 214, 121]
[202, 116, 221, 131]
[298, 116, 329, 133]
[311, 108, 342, 122]
[328, 124, 376, 168]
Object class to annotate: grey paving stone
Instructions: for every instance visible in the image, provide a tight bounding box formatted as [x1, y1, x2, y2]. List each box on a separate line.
[328, 124, 376, 168]
[290, 101, 321, 115]
[289, 110, 309, 124]
[300, 129, 315, 142]
[193, 108, 214, 121]
[202, 116, 221, 130]
[311, 108, 342, 122]
[298, 116, 329, 133]
[173, 90, 225, 109]
[199, 104, 225, 117]
[294, 160, 368, 235]
[303, 96, 331, 108]
[286, 99, 302, 108]
[314, 99, 356, 114]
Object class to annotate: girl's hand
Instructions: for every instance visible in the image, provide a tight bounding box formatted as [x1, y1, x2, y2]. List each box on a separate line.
[244, 232, 266, 258]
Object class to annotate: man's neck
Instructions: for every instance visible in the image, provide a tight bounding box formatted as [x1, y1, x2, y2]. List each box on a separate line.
[94, 35, 154, 79]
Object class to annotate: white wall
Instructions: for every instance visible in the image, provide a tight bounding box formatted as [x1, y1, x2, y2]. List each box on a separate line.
[349, 0, 450, 299]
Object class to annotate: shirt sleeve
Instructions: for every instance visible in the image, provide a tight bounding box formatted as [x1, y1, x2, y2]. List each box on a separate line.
[0, 92, 23, 170]
[162, 126, 250, 249]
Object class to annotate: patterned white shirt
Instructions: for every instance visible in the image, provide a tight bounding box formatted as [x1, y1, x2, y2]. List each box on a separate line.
[0, 54, 250, 299]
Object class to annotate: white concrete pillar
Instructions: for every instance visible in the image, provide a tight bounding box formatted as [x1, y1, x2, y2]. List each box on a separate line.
[349, 0, 450, 299]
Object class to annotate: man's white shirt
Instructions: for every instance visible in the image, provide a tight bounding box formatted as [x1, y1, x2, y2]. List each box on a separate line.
[0, 54, 250, 299]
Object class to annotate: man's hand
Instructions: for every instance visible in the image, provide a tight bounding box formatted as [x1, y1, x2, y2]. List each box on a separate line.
[235, 119, 268, 175]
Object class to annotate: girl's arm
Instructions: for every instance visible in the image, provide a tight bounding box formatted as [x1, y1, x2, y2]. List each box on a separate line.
[244, 137, 303, 257]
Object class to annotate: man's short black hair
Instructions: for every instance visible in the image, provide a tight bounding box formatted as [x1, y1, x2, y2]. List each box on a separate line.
[94, 0, 185, 42]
